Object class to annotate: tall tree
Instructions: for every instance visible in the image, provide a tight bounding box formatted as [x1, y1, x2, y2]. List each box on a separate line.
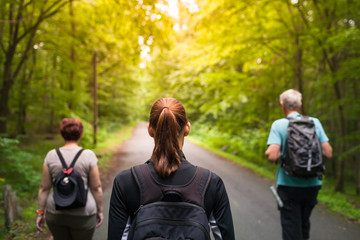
[68, 0, 76, 110]
[0, 0, 66, 134]
[92, 52, 98, 145]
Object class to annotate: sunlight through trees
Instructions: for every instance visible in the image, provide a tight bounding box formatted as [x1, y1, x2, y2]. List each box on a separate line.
[0, 0, 359, 194]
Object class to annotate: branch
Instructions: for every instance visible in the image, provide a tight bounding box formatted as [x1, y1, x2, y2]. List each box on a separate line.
[17, 0, 66, 43]
[311, 0, 324, 20]
[21, 0, 33, 32]
[296, 4, 310, 29]
[295, 4, 335, 72]
[12, 1, 24, 48]
[42, 0, 64, 17]
[99, 61, 123, 76]
[24, 48, 36, 84]
[274, 17, 292, 34]
[12, 0, 66, 80]
[12, 25, 36, 81]
[9, 4, 14, 47]
[42, 1, 67, 20]
[23, 0, 34, 9]
[0, 2, 6, 53]
[0, 41, 5, 53]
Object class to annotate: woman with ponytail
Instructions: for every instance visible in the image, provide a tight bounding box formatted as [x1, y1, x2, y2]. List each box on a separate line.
[108, 98, 234, 240]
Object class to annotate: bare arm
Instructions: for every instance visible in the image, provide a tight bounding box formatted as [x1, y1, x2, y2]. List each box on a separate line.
[36, 163, 52, 231]
[89, 165, 103, 227]
[265, 144, 281, 163]
[321, 141, 333, 160]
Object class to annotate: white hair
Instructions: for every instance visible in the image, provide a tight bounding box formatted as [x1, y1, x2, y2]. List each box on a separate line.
[279, 89, 302, 111]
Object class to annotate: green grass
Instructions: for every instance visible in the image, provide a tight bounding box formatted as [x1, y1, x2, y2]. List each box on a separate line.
[319, 177, 360, 222]
[187, 135, 360, 224]
[187, 136, 276, 180]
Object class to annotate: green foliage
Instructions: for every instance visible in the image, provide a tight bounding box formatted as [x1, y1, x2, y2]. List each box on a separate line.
[319, 177, 360, 223]
[1, 0, 169, 138]
[143, 0, 360, 193]
[0, 138, 41, 196]
[188, 135, 276, 180]
[189, 123, 277, 174]
[318, 192, 360, 223]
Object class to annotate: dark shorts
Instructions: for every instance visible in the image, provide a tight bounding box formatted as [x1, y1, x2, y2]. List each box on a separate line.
[277, 185, 321, 240]
[46, 212, 96, 240]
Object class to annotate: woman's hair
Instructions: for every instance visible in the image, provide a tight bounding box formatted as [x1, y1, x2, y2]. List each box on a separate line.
[149, 98, 188, 178]
[60, 118, 83, 141]
[279, 89, 302, 111]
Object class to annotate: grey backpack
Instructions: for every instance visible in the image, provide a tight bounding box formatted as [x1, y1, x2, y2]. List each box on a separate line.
[281, 116, 324, 178]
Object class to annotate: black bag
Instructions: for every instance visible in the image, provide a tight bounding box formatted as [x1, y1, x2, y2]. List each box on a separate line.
[127, 163, 212, 240]
[53, 148, 88, 210]
[281, 116, 324, 178]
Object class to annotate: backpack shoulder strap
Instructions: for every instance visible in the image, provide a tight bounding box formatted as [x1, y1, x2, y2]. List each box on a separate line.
[56, 149, 68, 169]
[131, 164, 212, 207]
[198, 167, 212, 205]
[131, 163, 163, 205]
[55, 148, 84, 169]
[69, 149, 85, 168]
[286, 113, 304, 120]
[172, 167, 211, 207]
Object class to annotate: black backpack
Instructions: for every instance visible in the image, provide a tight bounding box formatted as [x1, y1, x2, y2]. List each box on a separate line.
[281, 116, 324, 178]
[127, 163, 212, 240]
[53, 148, 88, 210]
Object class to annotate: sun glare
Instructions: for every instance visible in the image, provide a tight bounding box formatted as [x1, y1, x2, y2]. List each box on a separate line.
[155, 0, 199, 19]
[138, 0, 199, 68]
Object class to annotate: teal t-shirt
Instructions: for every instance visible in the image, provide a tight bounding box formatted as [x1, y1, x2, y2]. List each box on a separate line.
[267, 112, 329, 187]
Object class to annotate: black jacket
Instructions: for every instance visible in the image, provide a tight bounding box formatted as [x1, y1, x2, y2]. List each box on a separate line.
[108, 153, 235, 240]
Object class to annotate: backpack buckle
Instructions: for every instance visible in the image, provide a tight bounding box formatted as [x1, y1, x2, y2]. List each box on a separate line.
[62, 168, 73, 175]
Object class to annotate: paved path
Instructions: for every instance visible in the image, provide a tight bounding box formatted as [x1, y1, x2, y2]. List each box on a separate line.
[94, 123, 360, 239]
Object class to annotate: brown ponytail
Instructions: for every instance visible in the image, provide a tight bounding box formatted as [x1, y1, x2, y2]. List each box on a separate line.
[149, 98, 188, 178]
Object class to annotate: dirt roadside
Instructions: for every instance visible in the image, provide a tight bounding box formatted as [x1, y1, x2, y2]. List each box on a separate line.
[98, 145, 127, 191]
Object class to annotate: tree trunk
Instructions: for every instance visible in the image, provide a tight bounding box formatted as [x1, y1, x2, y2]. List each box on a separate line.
[0, 56, 14, 134]
[69, 0, 76, 110]
[92, 52, 98, 145]
[3, 185, 20, 230]
[16, 51, 36, 135]
[356, 107, 360, 194]
[17, 74, 27, 135]
[330, 99, 337, 177]
[356, 148, 360, 195]
[294, 34, 305, 115]
[48, 55, 57, 132]
[333, 79, 346, 192]
[0, 1, 66, 134]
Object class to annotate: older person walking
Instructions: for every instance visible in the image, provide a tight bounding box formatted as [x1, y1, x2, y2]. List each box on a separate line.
[265, 89, 333, 240]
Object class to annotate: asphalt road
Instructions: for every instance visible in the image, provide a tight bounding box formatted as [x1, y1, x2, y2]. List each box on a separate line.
[93, 123, 360, 240]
